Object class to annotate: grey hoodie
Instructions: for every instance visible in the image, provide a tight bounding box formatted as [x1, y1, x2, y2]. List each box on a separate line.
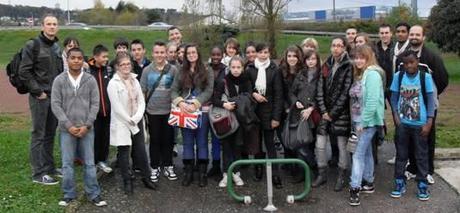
[51, 71, 100, 132]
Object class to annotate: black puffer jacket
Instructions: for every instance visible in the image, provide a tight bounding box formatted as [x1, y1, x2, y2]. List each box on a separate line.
[316, 53, 353, 136]
[18, 32, 63, 97]
[87, 57, 114, 117]
[247, 61, 283, 130]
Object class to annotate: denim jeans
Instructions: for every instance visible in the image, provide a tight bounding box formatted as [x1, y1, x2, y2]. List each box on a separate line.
[350, 127, 377, 188]
[60, 130, 101, 200]
[407, 110, 437, 175]
[29, 96, 58, 179]
[394, 124, 429, 182]
[182, 112, 209, 160]
[210, 130, 221, 161]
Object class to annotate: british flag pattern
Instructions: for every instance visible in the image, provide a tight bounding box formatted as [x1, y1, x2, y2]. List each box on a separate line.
[168, 107, 201, 129]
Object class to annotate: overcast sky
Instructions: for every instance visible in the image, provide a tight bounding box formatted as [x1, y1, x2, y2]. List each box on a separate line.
[0, 0, 437, 16]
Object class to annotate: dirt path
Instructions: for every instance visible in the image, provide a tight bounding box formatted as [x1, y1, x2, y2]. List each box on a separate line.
[0, 71, 29, 114]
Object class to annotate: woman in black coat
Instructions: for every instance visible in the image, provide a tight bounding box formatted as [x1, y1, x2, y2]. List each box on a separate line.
[212, 56, 255, 188]
[246, 43, 283, 188]
[314, 37, 353, 191]
[279, 45, 305, 176]
[288, 50, 321, 182]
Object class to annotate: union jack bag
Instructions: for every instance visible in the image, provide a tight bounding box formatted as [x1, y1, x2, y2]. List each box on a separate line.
[168, 105, 202, 129]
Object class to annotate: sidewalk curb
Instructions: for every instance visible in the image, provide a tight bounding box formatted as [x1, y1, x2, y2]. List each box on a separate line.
[65, 157, 117, 213]
[434, 170, 460, 196]
[435, 148, 460, 160]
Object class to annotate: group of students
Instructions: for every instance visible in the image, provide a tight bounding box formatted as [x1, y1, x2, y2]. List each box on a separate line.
[20, 14, 449, 208]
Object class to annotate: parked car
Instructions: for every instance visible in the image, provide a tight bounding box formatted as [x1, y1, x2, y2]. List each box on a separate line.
[66, 22, 91, 30]
[148, 22, 172, 30]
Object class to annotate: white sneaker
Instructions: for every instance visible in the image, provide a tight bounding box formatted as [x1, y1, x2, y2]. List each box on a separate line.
[97, 162, 113, 173]
[163, 166, 178, 181]
[404, 171, 416, 181]
[219, 173, 228, 188]
[387, 157, 396, 165]
[232, 172, 244, 186]
[427, 174, 435, 184]
[150, 167, 160, 182]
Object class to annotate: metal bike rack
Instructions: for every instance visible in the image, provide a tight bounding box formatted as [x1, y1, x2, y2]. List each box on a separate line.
[227, 159, 311, 212]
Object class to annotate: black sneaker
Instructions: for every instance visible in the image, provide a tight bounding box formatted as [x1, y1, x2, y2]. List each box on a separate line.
[361, 180, 375, 194]
[349, 188, 360, 206]
[58, 198, 74, 207]
[91, 196, 107, 207]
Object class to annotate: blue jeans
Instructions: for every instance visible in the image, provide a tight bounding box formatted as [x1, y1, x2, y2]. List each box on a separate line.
[60, 130, 101, 200]
[350, 127, 377, 188]
[182, 112, 209, 160]
[210, 130, 221, 161]
[395, 124, 428, 182]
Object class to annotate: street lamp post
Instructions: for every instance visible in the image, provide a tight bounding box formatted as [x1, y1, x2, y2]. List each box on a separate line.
[67, 0, 70, 24]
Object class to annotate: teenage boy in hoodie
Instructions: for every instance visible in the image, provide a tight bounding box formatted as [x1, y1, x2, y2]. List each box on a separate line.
[51, 47, 107, 207]
[87, 44, 113, 174]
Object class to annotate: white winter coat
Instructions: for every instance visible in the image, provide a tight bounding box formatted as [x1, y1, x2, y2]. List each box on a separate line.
[107, 72, 145, 146]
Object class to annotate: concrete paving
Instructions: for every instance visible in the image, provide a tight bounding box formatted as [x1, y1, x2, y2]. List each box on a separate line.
[76, 142, 460, 213]
[435, 160, 460, 195]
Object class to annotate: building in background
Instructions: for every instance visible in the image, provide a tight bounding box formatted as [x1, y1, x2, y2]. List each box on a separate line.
[284, 5, 393, 22]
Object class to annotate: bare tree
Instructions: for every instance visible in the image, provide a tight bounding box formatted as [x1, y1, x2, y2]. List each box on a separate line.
[241, 0, 291, 58]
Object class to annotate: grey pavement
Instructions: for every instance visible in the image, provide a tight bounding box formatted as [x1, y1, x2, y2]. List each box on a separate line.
[76, 142, 460, 213]
[435, 160, 460, 195]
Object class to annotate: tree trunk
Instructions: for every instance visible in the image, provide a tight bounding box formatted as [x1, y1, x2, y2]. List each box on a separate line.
[267, 15, 277, 58]
[266, 0, 277, 58]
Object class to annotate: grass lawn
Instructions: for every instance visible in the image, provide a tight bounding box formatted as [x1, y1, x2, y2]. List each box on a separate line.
[0, 29, 458, 82]
[0, 113, 107, 212]
[0, 114, 63, 212]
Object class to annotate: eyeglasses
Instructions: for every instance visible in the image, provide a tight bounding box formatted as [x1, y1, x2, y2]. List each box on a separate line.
[119, 63, 131, 67]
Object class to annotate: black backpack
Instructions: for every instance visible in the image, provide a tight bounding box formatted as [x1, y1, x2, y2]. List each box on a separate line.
[6, 38, 40, 94]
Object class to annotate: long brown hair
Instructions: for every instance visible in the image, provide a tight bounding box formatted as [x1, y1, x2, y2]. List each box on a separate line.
[304, 50, 321, 72]
[279, 45, 304, 79]
[353, 45, 378, 80]
[180, 44, 208, 89]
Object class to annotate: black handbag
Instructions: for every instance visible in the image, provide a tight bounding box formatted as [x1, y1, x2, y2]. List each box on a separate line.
[282, 110, 314, 150]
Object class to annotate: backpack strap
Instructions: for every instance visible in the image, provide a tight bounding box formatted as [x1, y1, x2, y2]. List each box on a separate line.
[420, 70, 427, 109]
[145, 64, 170, 103]
[31, 38, 40, 64]
[397, 70, 428, 110]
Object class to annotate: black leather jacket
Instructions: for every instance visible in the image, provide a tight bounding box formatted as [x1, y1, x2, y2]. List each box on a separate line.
[18, 32, 63, 97]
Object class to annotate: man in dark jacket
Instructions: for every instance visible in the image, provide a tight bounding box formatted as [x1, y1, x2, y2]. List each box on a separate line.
[375, 23, 394, 95]
[19, 14, 63, 185]
[87, 44, 113, 174]
[405, 25, 449, 184]
[313, 37, 353, 192]
[387, 22, 411, 165]
[131, 39, 151, 81]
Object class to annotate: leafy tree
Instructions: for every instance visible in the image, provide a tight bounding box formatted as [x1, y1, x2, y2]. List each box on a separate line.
[144, 9, 162, 23]
[428, 0, 460, 56]
[384, 4, 420, 27]
[241, 0, 291, 58]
